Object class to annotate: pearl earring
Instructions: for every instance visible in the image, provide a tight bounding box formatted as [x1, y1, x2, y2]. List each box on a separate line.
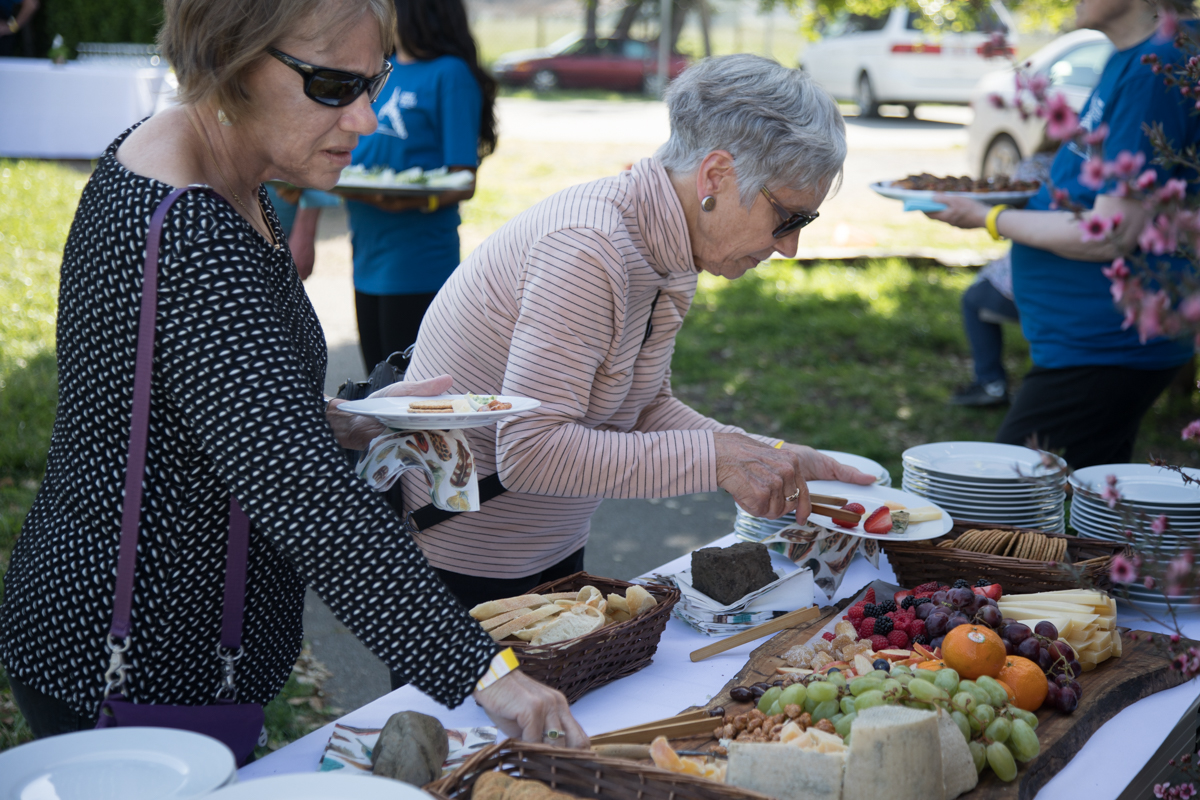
[701, 195, 716, 212]
[217, 109, 232, 126]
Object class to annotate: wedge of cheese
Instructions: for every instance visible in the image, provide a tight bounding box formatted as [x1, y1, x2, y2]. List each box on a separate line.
[936, 709, 979, 800]
[727, 742, 845, 800]
[843, 706, 944, 800]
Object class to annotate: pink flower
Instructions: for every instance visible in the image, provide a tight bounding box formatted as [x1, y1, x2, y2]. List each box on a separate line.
[1110, 150, 1146, 179]
[1083, 123, 1110, 146]
[1140, 214, 1179, 256]
[1103, 257, 1130, 280]
[1181, 295, 1200, 323]
[1050, 188, 1070, 210]
[1183, 419, 1200, 442]
[988, 93, 1006, 109]
[1080, 157, 1108, 190]
[1138, 290, 1172, 342]
[1044, 94, 1079, 140]
[1145, 575, 1158, 589]
[1102, 476, 1121, 507]
[1110, 553, 1139, 583]
[1153, 514, 1171, 534]
[1028, 73, 1050, 99]
[1080, 213, 1113, 242]
[1166, 551, 1194, 596]
[1137, 169, 1160, 191]
[1159, 9, 1180, 40]
[1157, 178, 1189, 204]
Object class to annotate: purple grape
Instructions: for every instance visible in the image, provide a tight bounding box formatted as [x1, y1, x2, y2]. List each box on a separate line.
[1034, 621, 1059, 640]
[1037, 648, 1053, 672]
[1058, 686, 1078, 713]
[1005, 639, 1018, 656]
[926, 612, 950, 638]
[1068, 660, 1082, 678]
[930, 636, 945, 650]
[1053, 641, 1074, 660]
[1069, 679, 1082, 697]
[948, 587, 974, 608]
[1045, 681, 1061, 708]
[1018, 637, 1041, 660]
[984, 597, 999, 608]
[916, 602, 935, 620]
[932, 590, 949, 605]
[978, 605, 1002, 628]
[1005, 622, 1032, 645]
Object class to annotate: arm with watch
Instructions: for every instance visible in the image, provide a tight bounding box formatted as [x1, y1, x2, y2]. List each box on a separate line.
[925, 191, 1145, 263]
[1, 0, 38, 36]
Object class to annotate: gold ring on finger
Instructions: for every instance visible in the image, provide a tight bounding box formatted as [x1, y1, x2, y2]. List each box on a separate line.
[785, 488, 800, 502]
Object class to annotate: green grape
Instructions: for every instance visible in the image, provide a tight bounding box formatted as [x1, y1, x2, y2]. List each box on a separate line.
[843, 731, 852, 746]
[986, 741, 1018, 782]
[957, 680, 990, 707]
[840, 695, 857, 715]
[986, 717, 1012, 744]
[951, 710, 971, 743]
[766, 700, 784, 717]
[1008, 707, 1039, 730]
[813, 699, 839, 722]
[952, 691, 977, 714]
[1010, 719, 1040, 762]
[968, 713, 982, 735]
[758, 687, 782, 713]
[827, 671, 847, 689]
[891, 664, 912, 676]
[849, 677, 884, 696]
[880, 678, 902, 694]
[976, 676, 1010, 707]
[854, 689, 885, 710]
[934, 668, 960, 695]
[909, 669, 936, 683]
[808, 681, 840, 704]
[834, 711, 856, 738]
[908, 679, 950, 703]
[972, 702, 996, 727]
[780, 684, 806, 708]
[804, 695, 818, 713]
[892, 672, 913, 686]
[869, 669, 892, 681]
[969, 741, 987, 774]
[831, 712, 844, 725]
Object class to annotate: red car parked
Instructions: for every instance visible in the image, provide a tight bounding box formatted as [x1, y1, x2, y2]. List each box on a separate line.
[491, 35, 689, 94]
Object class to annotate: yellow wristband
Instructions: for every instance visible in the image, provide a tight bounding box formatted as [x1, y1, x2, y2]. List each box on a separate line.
[774, 441, 784, 449]
[426, 194, 439, 213]
[7, 17, 17, 33]
[475, 647, 519, 692]
[985, 204, 1010, 241]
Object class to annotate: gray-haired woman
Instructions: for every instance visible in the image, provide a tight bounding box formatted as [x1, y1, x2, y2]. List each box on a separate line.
[0, 0, 585, 748]
[398, 54, 875, 610]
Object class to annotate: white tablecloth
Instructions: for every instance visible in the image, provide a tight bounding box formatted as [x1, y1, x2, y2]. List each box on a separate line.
[239, 534, 1200, 798]
[0, 59, 174, 159]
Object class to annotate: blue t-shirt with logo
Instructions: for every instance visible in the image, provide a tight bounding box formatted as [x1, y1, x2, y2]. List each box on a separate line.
[1011, 27, 1199, 370]
[347, 55, 481, 295]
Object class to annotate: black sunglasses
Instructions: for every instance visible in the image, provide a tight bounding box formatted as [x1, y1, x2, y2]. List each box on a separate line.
[760, 186, 819, 239]
[269, 49, 392, 108]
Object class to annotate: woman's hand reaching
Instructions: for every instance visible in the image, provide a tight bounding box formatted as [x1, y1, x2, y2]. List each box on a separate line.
[474, 669, 589, 749]
[325, 374, 454, 450]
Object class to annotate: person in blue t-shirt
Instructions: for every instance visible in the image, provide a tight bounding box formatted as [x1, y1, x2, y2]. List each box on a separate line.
[342, 0, 497, 370]
[927, 0, 1198, 468]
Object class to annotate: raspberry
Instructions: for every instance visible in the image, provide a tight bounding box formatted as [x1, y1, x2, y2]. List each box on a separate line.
[873, 616, 894, 635]
[857, 618, 877, 637]
[887, 630, 910, 648]
[822, 631, 836, 641]
[863, 588, 877, 604]
[909, 619, 926, 638]
[877, 599, 897, 614]
[862, 603, 880, 618]
[892, 619, 909, 635]
[846, 605, 865, 623]
[869, 635, 890, 651]
[914, 581, 941, 594]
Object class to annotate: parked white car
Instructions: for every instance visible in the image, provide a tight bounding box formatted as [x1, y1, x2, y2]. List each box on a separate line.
[966, 29, 1113, 178]
[798, 3, 1018, 116]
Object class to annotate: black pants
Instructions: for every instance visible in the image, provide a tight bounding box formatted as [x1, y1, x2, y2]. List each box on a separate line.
[995, 363, 1183, 468]
[388, 547, 586, 691]
[8, 673, 96, 739]
[355, 291, 437, 372]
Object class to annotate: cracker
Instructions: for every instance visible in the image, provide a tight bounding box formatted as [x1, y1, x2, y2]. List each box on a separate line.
[1002, 534, 1020, 558]
[956, 529, 984, 551]
[977, 530, 1001, 554]
[1057, 537, 1068, 561]
[993, 530, 1018, 556]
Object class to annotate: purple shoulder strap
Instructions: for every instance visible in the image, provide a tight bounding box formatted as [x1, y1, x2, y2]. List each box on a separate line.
[109, 185, 250, 652]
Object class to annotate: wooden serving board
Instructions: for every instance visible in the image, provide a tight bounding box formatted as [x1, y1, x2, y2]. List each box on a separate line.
[675, 605, 1190, 800]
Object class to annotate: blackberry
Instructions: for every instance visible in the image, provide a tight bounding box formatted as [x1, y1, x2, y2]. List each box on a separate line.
[912, 633, 930, 645]
[900, 596, 915, 610]
[878, 599, 897, 614]
[913, 597, 932, 607]
[862, 603, 880, 618]
[975, 579, 993, 587]
[953, 579, 971, 589]
[873, 615, 894, 635]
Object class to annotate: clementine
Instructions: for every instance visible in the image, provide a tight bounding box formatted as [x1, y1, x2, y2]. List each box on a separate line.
[916, 659, 948, 671]
[997, 656, 1049, 712]
[941, 624, 1007, 680]
[995, 678, 1018, 704]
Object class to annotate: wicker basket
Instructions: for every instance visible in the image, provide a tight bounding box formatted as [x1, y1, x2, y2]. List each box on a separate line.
[880, 521, 1128, 594]
[501, 572, 680, 704]
[427, 741, 773, 800]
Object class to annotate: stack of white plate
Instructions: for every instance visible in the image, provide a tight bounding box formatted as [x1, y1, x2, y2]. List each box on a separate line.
[901, 442, 1068, 533]
[0, 727, 237, 799]
[734, 450, 891, 542]
[1069, 463, 1200, 607]
[207, 773, 434, 799]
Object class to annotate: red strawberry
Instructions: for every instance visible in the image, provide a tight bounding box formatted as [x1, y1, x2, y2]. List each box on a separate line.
[894, 589, 912, 605]
[863, 506, 893, 535]
[869, 635, 890, 652]
[822, 632, 836, 641]
[863, 588, 877, 604]
[887, 630, 910, 649]
[971, 583, 1003, 601]
[857, 618, 877, 638]
[833, 502, 866, 528]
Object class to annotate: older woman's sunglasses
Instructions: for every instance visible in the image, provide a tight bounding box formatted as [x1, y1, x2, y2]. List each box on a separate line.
[761, 186, 819, 239]
[269, 49, 392, 108]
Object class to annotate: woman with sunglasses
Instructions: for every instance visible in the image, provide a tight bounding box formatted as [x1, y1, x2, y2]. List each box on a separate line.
[394, 55, 875, 610]
[341, 0, 498, 371]
[0, 0, 585, 748]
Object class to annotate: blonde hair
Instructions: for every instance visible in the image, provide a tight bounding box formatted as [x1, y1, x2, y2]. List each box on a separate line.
[159, 0, 397, 123]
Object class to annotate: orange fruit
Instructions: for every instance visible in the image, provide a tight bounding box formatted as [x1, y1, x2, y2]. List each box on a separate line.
[995, 678, 1018, 704]
[997, 656, 1049, 711]
[917, 659, 948, 671]
[941, 624, 1007, 680]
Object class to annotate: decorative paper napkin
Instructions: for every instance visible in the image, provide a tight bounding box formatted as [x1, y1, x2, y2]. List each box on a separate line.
[318, 723, 498, 776]
[357, 430, 479, 512]
[761, 524, 881, 599]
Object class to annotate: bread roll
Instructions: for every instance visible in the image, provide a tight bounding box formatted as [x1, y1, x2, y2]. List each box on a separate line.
[625, 585, 657, 617]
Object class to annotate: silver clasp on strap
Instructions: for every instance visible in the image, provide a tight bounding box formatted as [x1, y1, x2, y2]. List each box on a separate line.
[103, 634, 130, 697]
[403, 512, 421, 534]
[215, 644, 244, 701]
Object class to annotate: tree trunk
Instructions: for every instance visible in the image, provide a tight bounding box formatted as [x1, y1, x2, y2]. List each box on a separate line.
[584, 0, 598, 41]
[670, 0, 688, 50]
[613, 0, 644, 40]
[697, 0, 711, 57]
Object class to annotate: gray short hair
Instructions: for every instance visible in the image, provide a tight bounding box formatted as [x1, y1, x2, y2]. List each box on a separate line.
[656, 54, 846, 206]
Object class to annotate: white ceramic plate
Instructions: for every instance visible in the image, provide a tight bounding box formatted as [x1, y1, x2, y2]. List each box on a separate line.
[902, 470, 1065, 494]
[0, 728, 235, 800]
[337, 395, 540, 431]
[903, 442, 1065, 483]
[1070, 464, 1200, 506]
[817, 450, 891, 485]
[207, 774, 433, 799]
[903, 484, 1065, 511]
[870, 180, 1039, 206]
[805, 481, 952, 541]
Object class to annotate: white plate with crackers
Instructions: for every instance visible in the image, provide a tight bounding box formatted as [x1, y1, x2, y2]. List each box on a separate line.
[338, 394, 540, 431]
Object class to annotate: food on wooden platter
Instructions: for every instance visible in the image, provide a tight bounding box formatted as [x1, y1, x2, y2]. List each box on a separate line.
[997, 588, 1118, 670]
[468, 585, 657, 644]
[470, 770, 578, 800]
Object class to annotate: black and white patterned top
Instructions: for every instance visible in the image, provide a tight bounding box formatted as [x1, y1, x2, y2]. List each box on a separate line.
[0, 124, 497, 717]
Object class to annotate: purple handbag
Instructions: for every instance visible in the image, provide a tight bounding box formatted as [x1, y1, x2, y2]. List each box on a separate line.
[94, 186, 265, 766]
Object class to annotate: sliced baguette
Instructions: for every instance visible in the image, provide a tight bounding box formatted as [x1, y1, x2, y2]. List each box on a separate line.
[469, 595, 545, 621]
[488, 604, 562, 642]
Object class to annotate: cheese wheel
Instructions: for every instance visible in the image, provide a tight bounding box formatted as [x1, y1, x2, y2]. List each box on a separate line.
[727, 742, 845, 800]
[843, 706, 944, 800]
